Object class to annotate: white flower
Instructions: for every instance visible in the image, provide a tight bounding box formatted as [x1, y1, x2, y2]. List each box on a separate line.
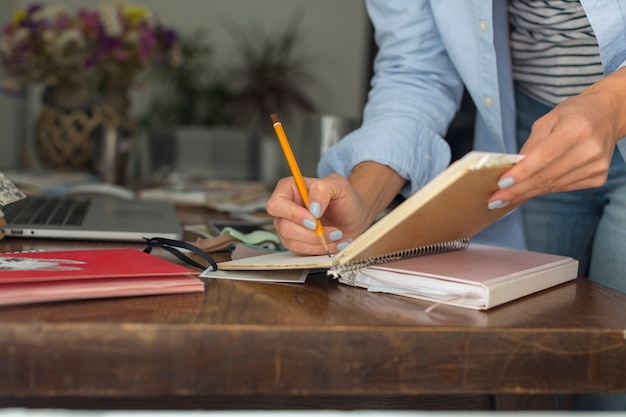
[126, 29, 140, 44]
[42, 29, 56, 44]
[32, 5, 65, 23]
[9, 28, 30, 47]
[100, 2, 123, 37]
[53, 28, 85, 55]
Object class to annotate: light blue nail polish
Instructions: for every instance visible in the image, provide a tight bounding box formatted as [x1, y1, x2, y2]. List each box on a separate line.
[309, 202, 321, 218]
[488, 200, 510, 210]
[498, 177, 514, 189]
[303, 219, 317, 230]
[499, 201, 510, 209]
[329, 230, 343, 241]
[337, 241, 350, 251]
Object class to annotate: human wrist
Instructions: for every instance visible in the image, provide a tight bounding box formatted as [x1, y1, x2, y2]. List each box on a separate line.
[348, 161, 406, 228]
[584, 66, 626, 140]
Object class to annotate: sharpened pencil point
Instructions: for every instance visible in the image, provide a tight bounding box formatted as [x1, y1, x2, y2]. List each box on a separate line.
[317, 233, 330, 258]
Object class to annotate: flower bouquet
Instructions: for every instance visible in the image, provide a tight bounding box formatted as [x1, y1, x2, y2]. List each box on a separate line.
[0, 2, 179, 95]
[0, 2, 179, 174]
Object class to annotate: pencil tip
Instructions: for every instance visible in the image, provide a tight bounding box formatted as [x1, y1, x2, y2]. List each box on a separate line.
[326, 251, 331, 258]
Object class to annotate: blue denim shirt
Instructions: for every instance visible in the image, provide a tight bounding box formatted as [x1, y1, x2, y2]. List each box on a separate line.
[319, 0, 626, 249]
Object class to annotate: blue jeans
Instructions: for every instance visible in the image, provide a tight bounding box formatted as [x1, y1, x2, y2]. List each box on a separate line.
[515, 88, 626, 411]
[515, 88, 626, 294]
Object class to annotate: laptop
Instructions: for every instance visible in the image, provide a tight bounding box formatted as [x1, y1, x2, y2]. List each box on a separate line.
[1, 195, 183, 242]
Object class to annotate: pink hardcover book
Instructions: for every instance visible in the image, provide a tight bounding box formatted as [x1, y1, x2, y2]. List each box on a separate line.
[349, 244, 579, 310]
[0, 248, 204, 306]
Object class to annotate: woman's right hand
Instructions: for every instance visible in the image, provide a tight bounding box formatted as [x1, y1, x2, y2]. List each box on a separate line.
[266, 173, 366, 255]
[266, 162, 406, 255]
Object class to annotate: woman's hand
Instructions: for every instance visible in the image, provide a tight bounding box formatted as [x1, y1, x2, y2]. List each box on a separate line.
[267, 174, 368, 255]
[266, 162, 406, 255]
[489, 67, 626, 209]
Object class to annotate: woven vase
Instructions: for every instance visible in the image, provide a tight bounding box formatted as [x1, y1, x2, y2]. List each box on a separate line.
[35, 87, 134, 173]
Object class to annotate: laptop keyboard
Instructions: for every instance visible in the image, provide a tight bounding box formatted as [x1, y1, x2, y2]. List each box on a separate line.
[4, 197, 91, 226]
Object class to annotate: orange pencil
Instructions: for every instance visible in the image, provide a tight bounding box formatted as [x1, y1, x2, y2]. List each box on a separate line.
[270, 113, 331, 257]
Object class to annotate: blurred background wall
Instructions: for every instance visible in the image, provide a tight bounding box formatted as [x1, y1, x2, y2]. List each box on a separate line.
[0, 0, 372, 172]
[0, 0, 20, 169]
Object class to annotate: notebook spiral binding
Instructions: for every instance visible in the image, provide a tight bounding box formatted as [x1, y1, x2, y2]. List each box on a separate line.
[329, 238, 470, 285]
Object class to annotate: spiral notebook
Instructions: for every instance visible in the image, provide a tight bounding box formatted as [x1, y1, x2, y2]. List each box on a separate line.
[216, 151, 527, 276]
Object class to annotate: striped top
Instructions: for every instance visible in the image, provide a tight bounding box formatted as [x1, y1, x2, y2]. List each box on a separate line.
[508, 0, 603, 106]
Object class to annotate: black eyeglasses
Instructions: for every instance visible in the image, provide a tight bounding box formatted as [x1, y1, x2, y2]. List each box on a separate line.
[143, 237, 218, 271]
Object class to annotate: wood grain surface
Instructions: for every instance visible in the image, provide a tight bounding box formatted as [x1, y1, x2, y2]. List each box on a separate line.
[0, 207, 625, 410]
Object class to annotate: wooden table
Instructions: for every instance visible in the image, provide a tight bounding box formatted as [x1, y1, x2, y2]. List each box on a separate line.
[0, 207, 625, 411]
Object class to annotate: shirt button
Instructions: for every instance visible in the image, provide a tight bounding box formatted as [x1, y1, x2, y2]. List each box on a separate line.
[479, 20, 488, 32]
[484, 96, 493, 107]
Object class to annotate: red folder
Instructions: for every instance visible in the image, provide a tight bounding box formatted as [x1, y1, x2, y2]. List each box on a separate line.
[0, 248, 204, 306]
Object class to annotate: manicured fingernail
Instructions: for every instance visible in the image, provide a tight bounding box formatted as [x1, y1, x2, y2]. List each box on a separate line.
[488, 200, 510, 210]
[309, 202, 321, 218]
[303, 219, 317, 230]
[498, 177, 514, 189]
[329, 230, 343, 241]
[337, 241, 350, 251]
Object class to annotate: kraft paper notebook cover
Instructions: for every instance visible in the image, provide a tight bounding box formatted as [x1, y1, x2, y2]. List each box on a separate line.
[217, 151, 526, 275]
[349, 244, 578, 310]
[0, 248, 204, 306]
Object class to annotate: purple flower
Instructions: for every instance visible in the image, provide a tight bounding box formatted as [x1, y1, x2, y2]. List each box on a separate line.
[0, 2, 179, 94]
[26, 4, 42, 14]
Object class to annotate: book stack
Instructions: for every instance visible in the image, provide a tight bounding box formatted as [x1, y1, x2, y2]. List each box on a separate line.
[0, 248, 205, 306]
[0, 172, 26, 240]
[212, 151, 579, 310]
[138, 179, 270, 213]
[0, 208, 5, 240]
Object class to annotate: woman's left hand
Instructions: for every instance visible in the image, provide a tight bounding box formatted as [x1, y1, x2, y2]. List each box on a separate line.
[489, 67, 626, 208]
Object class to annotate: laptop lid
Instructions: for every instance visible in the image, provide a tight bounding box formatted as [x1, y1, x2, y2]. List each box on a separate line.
[1, 195, 182, 242]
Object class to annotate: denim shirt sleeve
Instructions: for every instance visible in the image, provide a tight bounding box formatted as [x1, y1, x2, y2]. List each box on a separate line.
[581, 0, 626, 159]
[318, 0, 465, 198]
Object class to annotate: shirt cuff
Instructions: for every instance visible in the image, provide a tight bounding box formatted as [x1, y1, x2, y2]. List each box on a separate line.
[318, 115, 451, 198]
